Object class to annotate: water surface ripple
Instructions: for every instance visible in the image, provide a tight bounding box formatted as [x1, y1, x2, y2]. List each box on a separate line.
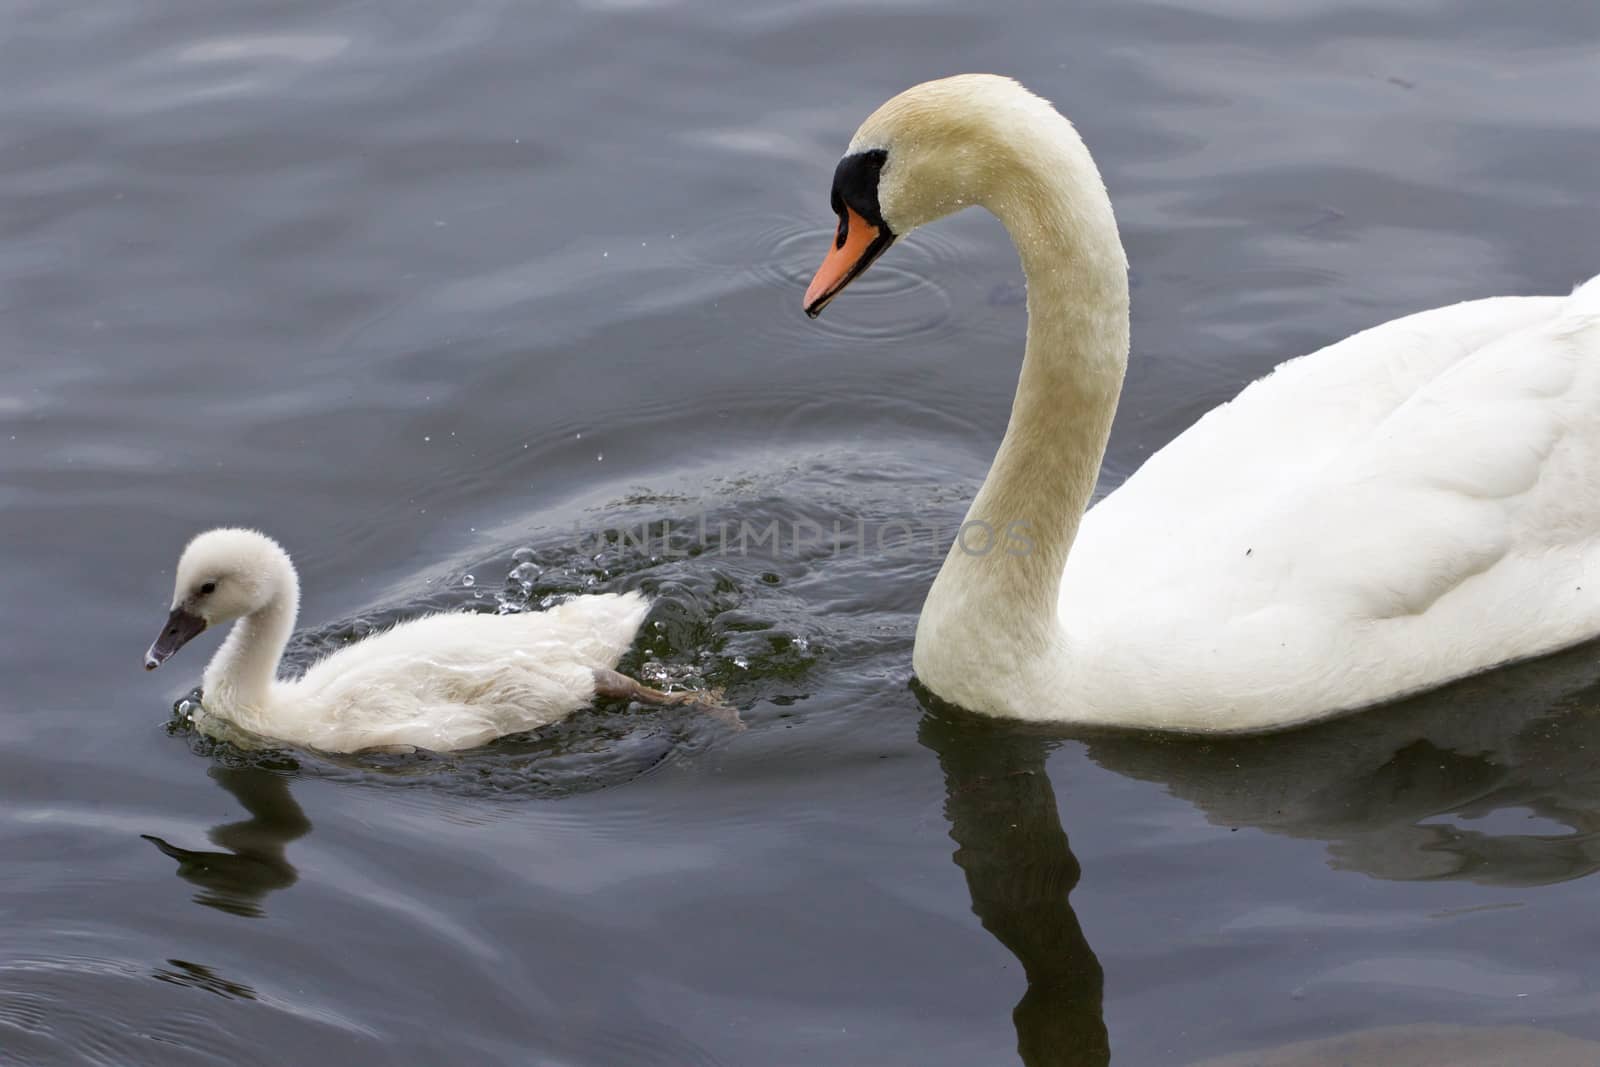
[3, 0, 1599, 1064]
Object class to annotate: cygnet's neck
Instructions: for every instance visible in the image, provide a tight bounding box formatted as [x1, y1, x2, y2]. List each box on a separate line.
[915, 105, 1130, 701]
[203, 571, 300, 720]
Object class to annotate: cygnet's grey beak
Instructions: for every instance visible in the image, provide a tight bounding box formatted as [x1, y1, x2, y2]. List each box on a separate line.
[145, 607, 207, 670]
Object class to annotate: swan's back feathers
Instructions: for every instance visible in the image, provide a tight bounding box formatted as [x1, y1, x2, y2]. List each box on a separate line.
[1064, 276, 1600, 730]
[273, 591, 651, 751]
[1090, 295, 1561, 536]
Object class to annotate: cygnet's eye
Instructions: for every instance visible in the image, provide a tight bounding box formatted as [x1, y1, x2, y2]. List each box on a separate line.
[199, 581, 217, 596]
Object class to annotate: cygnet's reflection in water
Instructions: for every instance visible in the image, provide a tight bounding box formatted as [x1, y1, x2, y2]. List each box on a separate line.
[919, 708, 1110, 1067]
[915, 639, 1600, 1065]
[143, 765, 311, 918]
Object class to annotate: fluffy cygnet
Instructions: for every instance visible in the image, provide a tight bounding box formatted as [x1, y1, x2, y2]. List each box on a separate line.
[145, 528, 722, 752]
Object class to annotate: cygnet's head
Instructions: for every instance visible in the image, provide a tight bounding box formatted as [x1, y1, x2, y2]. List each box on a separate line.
[145, 528, 298, 671]
[803, 74, 1071, 317]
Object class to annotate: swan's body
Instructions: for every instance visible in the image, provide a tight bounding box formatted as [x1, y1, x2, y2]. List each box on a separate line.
[806, 74, 1600, 733]
[1061, 284, 1600, 731]
[145, 529, 664, 751]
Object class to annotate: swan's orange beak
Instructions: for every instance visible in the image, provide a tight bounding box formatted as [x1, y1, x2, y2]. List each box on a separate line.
[804, 206, 894, 318]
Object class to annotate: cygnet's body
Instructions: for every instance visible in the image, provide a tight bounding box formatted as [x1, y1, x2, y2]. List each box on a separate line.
[145, 528, 702, 752]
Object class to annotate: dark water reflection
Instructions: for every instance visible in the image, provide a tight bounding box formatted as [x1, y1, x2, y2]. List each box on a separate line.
[1087, 642, 1600, 889]
[917, 639, 1600, 1064]
[922, 709, 1110, 1067]
[143, 766, 310, 918]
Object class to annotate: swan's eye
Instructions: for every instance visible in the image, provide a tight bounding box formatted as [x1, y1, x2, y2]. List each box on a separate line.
[199, 581, 217, 596]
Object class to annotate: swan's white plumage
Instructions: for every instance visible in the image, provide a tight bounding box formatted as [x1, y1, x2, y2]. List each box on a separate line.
[159, 528, 651, 751]
[1064, 278, 1600, 730]
[829, 74, 1600, 733]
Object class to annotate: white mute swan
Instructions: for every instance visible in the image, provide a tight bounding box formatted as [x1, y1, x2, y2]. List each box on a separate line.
[144, 528, 718, 752]
[805, 74, 1600, 733]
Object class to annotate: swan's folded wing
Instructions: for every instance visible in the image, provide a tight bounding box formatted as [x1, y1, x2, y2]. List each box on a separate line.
[1255, 279, 1600, 619]
[1069, 291, 1570, 613]
[1065, 280, 1600, 724]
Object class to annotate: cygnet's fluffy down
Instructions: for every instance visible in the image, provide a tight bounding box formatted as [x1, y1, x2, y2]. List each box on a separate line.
[145, 528, 719, 752]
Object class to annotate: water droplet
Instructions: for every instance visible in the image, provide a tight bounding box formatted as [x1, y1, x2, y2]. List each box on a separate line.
[461, 574, 476, 588]
[732, 656, 750, 670]
[596, 452, 603, 462]
[510, 562, 540, 586]
[512, 546, 536, 564]
[423, 435, 431, 442]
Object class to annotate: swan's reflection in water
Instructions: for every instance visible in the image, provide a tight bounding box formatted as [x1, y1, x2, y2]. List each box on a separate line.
[1085, 641, 1600, 888]
[919, 710, 1110, 1067]
[143, 766, 310, 918]
[916, 641, 1600, 1065]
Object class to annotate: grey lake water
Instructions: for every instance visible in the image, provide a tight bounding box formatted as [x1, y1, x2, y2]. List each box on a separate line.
[4, 1, 1600, 1064]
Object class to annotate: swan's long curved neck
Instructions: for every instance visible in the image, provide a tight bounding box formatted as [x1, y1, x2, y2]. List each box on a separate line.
[917, 117, 1129, 684]
[204, 577, 299, 715]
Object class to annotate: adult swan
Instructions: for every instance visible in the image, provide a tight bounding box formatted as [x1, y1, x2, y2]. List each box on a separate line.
[803, 74, 1600, 733]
